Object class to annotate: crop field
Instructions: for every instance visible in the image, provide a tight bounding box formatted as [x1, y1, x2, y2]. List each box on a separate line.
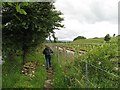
[48, 37, 119, 88]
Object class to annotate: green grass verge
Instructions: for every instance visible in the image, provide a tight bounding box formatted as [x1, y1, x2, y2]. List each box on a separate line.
[2, 50, 47, 88]
[52, 54, 68, 88]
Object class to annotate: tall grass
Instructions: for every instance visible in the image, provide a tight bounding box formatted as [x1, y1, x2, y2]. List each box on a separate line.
[52, 47, 76, 88]
[0, 64, 1, 89]
[2, 48, 47, 88]
[51, 42, 119, 88]
[66, 43, 119, 88]
[52, 54, 68, 88]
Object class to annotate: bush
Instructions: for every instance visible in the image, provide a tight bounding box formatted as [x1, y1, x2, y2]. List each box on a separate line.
[73, 36, 86, 41]
[104, 34, 111, 42]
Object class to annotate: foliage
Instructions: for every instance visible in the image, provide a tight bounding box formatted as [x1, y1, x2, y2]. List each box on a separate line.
[2, 50, 47, 88]
[104, 34, 111, 42]
[65, 43, 119, 88]
[3, 37, 118, 88]
[113, 34, 116, 37]
[2, 2, 64, 63]
[52, 53, 70, 88]
[50, 37, 119, 88]
[73, 36, 86, 41]
[93, 37, 99, 39]
[73, 38, 104, 44]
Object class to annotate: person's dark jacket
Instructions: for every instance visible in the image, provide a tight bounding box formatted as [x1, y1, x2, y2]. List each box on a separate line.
[43, 47, 53, 56]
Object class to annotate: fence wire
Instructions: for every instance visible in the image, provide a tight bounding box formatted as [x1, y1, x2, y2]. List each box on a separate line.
[50, 44, 119, 88]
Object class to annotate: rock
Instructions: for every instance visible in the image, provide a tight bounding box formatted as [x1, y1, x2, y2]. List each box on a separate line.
[32, 71, 35, 74]
[45, 80, 51, 84]
[21, 61, 37, 76]
[42, 64, 45, 67]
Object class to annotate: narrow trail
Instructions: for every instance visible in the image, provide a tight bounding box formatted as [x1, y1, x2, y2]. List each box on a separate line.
[44, 67, 54, 89]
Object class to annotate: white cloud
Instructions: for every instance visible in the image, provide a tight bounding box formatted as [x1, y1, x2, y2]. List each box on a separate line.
[54, 0, 119, 41]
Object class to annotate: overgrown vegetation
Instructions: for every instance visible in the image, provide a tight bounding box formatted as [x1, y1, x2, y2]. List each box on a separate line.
[51, 37, 119, 88]
[104, 34, 111, 42]
[2, 48, 47, 88]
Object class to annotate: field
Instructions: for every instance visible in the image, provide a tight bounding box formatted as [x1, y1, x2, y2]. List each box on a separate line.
[48, 37, 119, 88]
[2, 36, 119, 88]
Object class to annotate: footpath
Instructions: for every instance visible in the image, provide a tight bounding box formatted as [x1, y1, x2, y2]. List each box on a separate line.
[44, 67, 54, 89]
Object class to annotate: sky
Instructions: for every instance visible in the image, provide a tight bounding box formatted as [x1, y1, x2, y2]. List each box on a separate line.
[53, 0, 119, 41]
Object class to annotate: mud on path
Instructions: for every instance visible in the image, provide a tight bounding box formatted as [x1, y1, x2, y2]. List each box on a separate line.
[44, 67, 54, 89]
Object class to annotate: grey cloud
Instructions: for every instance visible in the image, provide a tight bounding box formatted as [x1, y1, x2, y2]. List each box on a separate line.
[55, 29, 78, 40]
[56, 0, 118, 24]
[89, 1, 117, 24]
[54, 0, 118, 40]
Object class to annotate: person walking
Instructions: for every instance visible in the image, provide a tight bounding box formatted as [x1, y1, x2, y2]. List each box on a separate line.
[43, 45, 53, 70]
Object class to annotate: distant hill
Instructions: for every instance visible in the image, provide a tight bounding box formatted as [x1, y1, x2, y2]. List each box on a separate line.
[72, 37, 118, 44]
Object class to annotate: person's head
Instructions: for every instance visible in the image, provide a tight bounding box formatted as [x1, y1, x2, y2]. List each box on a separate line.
[45, 45, 49, 48]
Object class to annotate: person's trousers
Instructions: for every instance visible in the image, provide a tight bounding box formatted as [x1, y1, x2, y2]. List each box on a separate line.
[45, 55, 52, 68]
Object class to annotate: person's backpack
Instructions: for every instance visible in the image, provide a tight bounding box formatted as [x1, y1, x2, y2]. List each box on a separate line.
[43, 48, 53, 55]
[46, 49, 51, 55]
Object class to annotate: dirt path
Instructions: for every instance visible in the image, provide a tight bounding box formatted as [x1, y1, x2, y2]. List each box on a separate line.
[44, 67, 54, 89]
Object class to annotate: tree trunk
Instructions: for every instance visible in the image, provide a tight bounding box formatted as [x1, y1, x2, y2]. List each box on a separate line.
[22, 46, 27, 65]
[8, 51, 14, 62]
[52, 32, 57, 43]
[49, 35, 52, 42]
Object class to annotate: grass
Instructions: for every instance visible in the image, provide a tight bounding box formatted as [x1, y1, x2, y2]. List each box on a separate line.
[73, 36, 118, 44]
[73, 38, 104, 44]
[2, 48, 47, 88]
[2, 36, 119, 88]
[49, 36, 119, 88]
[52, 54, 68, 88]
[52, 47, 77, 88]
[2, 56, 22, 88]
[0, 64, 2, 89]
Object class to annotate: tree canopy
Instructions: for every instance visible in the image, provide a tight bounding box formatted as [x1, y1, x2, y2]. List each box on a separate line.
[2, 2, 64, 63]
[73, 36, 86, 41]
[104, 34, 111, 42]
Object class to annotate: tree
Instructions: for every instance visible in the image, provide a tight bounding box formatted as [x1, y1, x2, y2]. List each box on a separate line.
[73, 36, 86, 41]
[93, 37, 99, 39]
[113, 34, 116, 37]
[2, 2, 64, 64]
[104, 34, 111, 42]
[52, 31, 57, 43]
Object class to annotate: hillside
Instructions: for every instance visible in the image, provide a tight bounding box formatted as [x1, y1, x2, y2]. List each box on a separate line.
[73, 37, 118, 44]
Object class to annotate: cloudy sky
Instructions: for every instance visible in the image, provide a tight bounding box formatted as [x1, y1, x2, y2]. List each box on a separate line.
[53, 0, 119, 41]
